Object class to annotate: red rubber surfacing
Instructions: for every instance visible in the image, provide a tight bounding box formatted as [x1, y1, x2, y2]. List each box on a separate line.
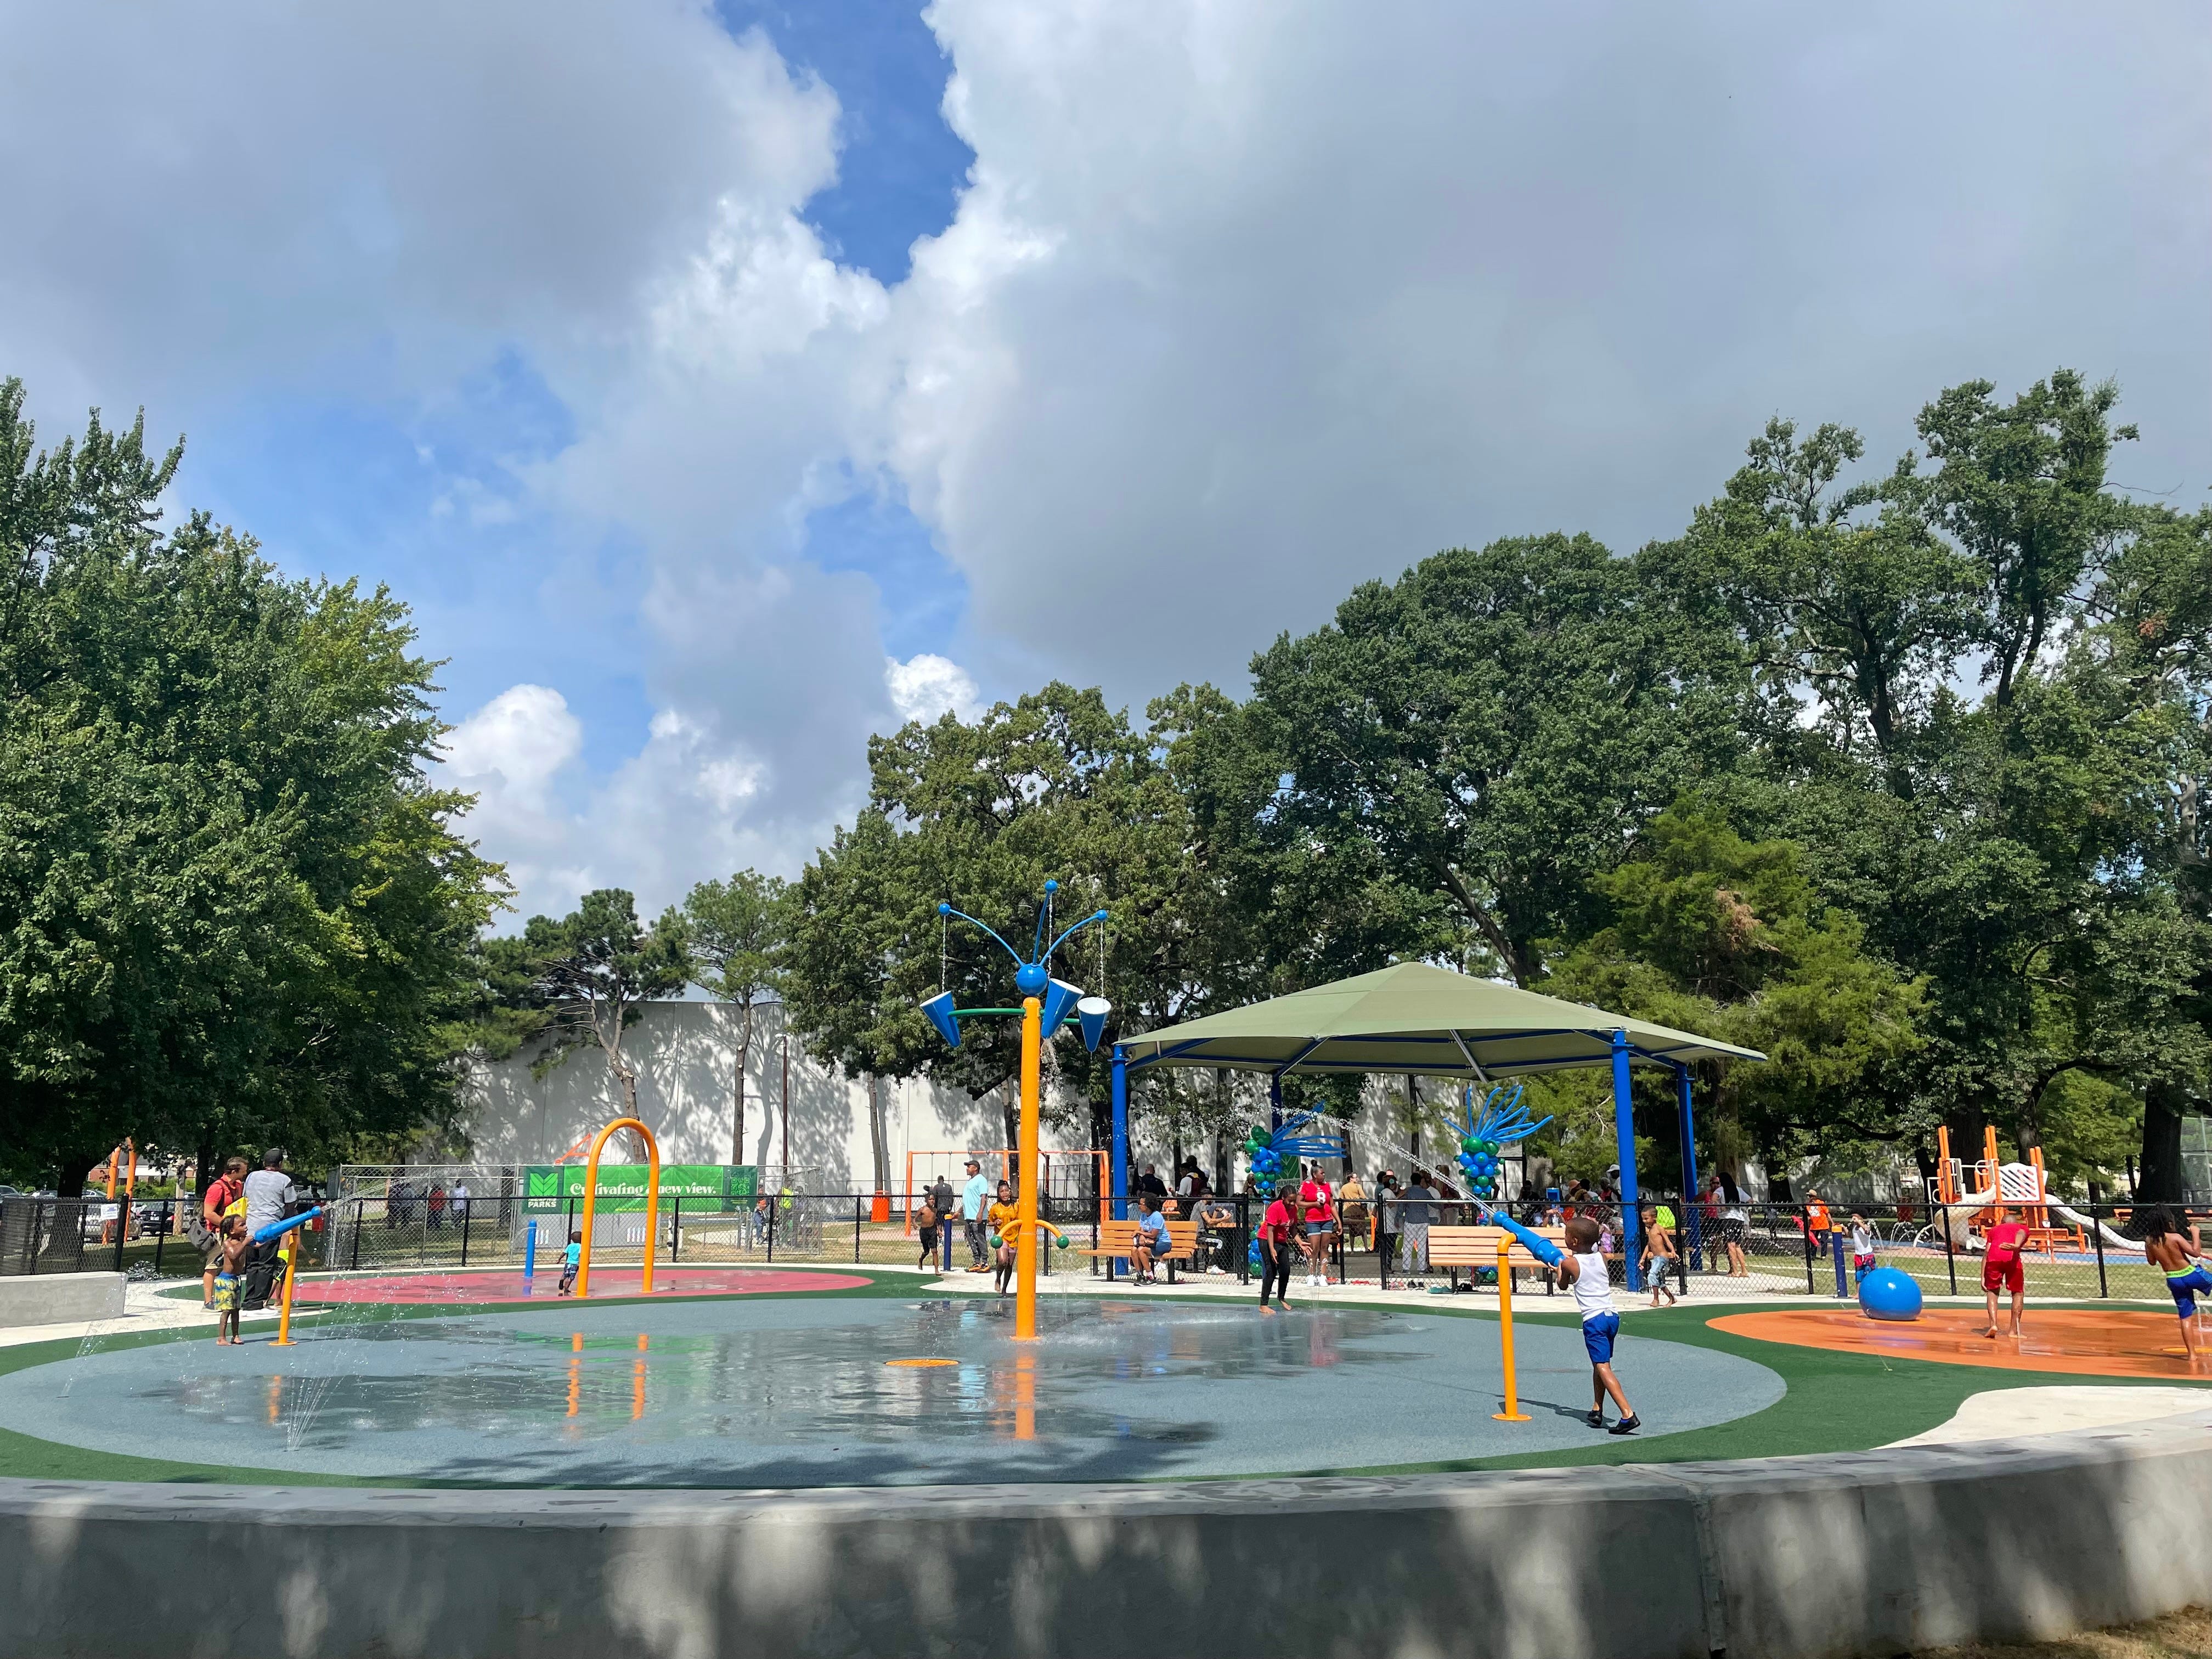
[298, 1268, 871, 1304]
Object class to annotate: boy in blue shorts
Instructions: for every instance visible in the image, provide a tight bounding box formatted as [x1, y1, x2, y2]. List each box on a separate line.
[2143, 1207, 2210, 1363]
[558, 1229, 583, 1296]
[1558, 1215, 1639, 1433]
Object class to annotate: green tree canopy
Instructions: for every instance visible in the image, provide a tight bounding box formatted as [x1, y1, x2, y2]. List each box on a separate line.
[0, 378, 504, 1191]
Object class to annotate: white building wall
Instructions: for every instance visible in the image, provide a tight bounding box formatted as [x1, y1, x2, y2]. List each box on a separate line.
[459, 1001, 1092, 1191]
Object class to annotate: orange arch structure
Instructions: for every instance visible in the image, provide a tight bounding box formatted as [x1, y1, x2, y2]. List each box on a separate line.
[574, 1116, 662, 1299]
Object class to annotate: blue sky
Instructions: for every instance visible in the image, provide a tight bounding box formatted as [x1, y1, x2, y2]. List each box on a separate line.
[0, 1, 2203, 921]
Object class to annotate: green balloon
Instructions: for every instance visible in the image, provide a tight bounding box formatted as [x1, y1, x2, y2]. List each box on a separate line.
[990, 1235, 1003, 1250]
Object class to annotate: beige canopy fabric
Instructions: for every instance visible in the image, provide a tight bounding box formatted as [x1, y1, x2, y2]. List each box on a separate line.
[1121, 961, 1764, 1078]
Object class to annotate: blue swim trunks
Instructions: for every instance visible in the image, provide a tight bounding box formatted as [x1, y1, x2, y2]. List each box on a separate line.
[1582, 1311, 1621, 1365]
[2167, 1267, 2212, 1318]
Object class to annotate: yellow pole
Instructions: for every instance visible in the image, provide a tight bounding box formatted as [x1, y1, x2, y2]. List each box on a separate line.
[1492, 1234, 1530, 1421]
[273, 1242, 300, 1346]
[575, 1116, 663, 1299]
[1015, 996, 1042, 1341]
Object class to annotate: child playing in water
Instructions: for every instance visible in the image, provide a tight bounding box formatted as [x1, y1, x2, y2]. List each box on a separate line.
[1257, 1182, 1296, 1311]
[989, 1180, 1020, 1296]
[557, 1228, 582, 1296]
[1639, 1202, 1677, 1307]
[213, 1216, 248, 1345]
[1981, 1206, 2029, 1338]
[1556, 1216, 1639, 1434]
[2144, 1207, 2211, 1363]
[916, 1192, 941, 1271]
[1848, 1212, 1878, 1284]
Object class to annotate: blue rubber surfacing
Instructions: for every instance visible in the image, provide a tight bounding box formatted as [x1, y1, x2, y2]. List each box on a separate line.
[0, 1296, 1782, 1487]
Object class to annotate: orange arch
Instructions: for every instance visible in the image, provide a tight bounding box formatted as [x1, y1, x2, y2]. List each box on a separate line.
[575, 1116, 662, 1298]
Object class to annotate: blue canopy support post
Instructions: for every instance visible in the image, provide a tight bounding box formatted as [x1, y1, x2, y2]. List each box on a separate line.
[1612, 1029, 1643, 1291]
[1109, 1045, 1130, 1282]
[1674, 1060, 1702, 1272]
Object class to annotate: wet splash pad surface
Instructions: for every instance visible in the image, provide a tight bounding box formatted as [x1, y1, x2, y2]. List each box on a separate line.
[0, 1296, 1782, 1486]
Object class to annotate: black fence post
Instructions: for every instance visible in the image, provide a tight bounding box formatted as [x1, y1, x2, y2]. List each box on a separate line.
[112, 1204, 127, 1274]
[460, 1205, 471, 1267]
[153, 1200, 167, 1275]
[671, 1198, 682, 1264]
[1942, 1203, 1957, 1296]
[351, 1200, 363, 1271]
[1801, 1207, 1814, 1295]
[854, 1196, 862, 1266]
[2092, 1200, 2108, 1298]
[766, 1200, 776, 1263]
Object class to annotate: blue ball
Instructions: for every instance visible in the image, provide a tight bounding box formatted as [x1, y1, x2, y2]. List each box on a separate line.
[1857, 1266, 1922, 1322]
[1015, 962, 1048, 996]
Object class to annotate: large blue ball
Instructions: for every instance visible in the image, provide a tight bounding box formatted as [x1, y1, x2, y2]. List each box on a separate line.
[1858, 1266, 1922, 1322]
[1015, 962, 1048, 997]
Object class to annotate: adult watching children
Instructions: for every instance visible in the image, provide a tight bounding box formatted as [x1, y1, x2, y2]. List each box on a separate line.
[199, 1158, 247, 1309]
[240, 1148, 296, 1307]
[960, 1157, 991, 1273]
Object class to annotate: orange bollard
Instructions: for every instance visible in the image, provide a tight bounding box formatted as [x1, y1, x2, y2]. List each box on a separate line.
[1492, 1234, 1532, 1422]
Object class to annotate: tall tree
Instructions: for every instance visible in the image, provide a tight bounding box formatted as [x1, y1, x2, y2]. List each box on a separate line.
[0, 379, 503, 1192]
[1247, 534, 1750, 986]
[479, 890, 687, 1122]
[677, 872, 792, 1164]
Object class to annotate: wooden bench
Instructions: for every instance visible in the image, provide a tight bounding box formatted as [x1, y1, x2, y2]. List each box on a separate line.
[1423, 1224, 1567, 1293]
[1081, 1220, 1201, 1282]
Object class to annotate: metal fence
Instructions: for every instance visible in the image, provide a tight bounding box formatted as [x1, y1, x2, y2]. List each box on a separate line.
[5, 1189, 2203, 1308]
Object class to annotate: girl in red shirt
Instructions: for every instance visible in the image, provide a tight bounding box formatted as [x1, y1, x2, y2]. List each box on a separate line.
[1258, 1184, 1297, 1310]
[1298, 1167, 1336, 1289]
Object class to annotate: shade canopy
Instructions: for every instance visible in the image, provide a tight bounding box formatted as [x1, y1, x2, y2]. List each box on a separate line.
[1121, 961, 1764, 1079]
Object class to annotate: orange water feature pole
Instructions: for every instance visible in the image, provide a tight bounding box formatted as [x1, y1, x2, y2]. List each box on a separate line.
[575, 1116, 662, 1299]
[1491, 1233, 1532, 1422]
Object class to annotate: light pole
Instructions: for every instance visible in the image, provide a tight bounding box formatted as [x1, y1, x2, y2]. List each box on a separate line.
[922, 880, 1111, 1340]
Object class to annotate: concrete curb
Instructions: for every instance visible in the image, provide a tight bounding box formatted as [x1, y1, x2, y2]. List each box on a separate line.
[6, 1407, 2212, 1658]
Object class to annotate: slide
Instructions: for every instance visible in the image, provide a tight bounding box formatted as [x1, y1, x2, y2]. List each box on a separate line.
[2047, 1199, 2137, 1252]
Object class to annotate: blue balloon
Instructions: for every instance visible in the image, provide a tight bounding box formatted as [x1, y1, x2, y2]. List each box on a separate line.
[1858, 1266, 1922, 1322]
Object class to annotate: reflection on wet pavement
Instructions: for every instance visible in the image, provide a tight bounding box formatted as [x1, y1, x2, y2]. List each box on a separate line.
[0, 1296, 1784, 1486]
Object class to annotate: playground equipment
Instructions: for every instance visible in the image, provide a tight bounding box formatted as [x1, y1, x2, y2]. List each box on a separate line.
[1929, 1126, 2134, 1254]
[252, 1206, 324, 1346]
[921, 881, 1111, 1340]
[574, 1117, 663, 1299]
[1452, 1084, 1553, 1204]
[1857, 1265, 1923, 1322]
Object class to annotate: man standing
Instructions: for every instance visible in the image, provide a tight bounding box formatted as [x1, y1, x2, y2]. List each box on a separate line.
[199, 1158, 247, 1309]
[450, 1180, 470, 1228]
[1135, 1164, 1169, 1201]
[928, 1170, 956, 1272]
[240, 1149, 296, 1308]
[1401, 1169, 1437, 1285]
[960, 1158, 991, 1273]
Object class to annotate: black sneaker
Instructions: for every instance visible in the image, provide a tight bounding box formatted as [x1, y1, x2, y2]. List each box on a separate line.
[1608, 1413, 1641, 1436]
[1587, 1409, 1604, 1429]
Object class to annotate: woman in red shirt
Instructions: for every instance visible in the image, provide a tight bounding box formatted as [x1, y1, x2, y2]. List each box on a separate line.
[1257, 1184, 1297, 1310]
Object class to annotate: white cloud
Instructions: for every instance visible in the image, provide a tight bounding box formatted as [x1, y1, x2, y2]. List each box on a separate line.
[3, 0, 2203, 929]
[885, 653, 981, 724]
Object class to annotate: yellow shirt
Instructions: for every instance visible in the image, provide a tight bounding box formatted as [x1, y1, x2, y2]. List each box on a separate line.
[988, 1201, 1019, 1234]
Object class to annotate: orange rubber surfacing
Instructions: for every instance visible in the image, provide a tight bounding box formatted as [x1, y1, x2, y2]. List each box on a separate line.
[1710, 1307, 2212, 1379]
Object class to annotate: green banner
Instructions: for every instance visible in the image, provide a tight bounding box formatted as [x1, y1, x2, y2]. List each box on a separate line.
[522, 1164, 755, 1214]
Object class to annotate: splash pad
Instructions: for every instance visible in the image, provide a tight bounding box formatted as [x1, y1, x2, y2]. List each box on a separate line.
[0, 1284, 1781, 1486]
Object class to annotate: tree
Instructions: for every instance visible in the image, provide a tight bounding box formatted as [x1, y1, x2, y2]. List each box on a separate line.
[0, 379, 504, 1192]
[783, 684, 1228, 1161]
[677, 872, 792, 1164]
[479, 890, 686, 1122]
[1246, 534, 1751, 987]
[1537, 797, 1927, 1184]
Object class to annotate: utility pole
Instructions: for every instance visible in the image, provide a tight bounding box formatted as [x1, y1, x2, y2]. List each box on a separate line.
[780, 1029, 791, 1177]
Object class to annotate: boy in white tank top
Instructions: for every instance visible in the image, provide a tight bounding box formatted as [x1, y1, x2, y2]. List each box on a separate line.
[1557, 1216, 1639, 1434]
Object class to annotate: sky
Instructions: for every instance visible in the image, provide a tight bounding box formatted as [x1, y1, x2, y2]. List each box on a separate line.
[1, 1, 2205, 924]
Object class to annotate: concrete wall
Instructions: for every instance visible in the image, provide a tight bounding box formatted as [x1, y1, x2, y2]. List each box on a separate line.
[0, 1272, 122, 1328]
[6, 1410, 2211, 1658]
[460, 1002, 1097, 1192]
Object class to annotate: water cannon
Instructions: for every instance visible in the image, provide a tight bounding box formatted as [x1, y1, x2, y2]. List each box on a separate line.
[250, 1206, 324, 1248]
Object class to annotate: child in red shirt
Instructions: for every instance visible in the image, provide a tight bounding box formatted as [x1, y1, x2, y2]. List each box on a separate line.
[1257, 1184, 1297, 1311]
[1982, 1207, 2030, 1338]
